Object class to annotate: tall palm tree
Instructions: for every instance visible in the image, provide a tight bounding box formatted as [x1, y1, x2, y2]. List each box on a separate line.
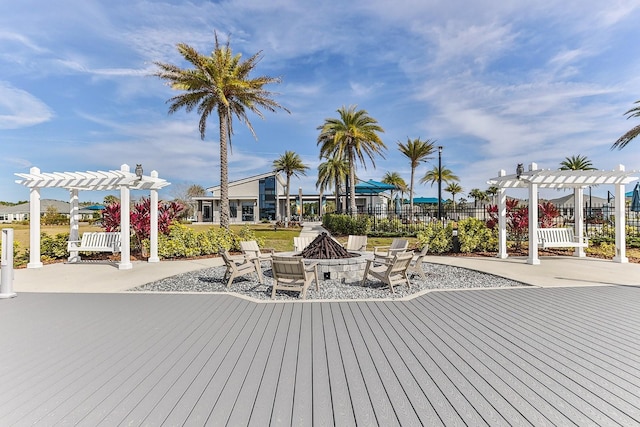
[317, 105, 386, 216]
[154, 33, 288, 229]
[316, 155, 349, 214]
[273, 151, 309, 222]
[559, 155, 597, 170]
[382, 171, 408, 212]
[420, 166, 459, 187]
[445, 183, 463, 209]
[468, 188, 488, 207]
[612, 100, 640, 150]
[397, 137, 436, 215]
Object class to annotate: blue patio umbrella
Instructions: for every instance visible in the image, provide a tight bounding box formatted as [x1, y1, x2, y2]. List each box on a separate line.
[631, 182, 640, 212]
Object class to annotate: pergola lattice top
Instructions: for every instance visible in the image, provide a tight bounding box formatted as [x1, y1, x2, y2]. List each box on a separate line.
[489, 169, 639, 189]
[15, 169, 170, 191]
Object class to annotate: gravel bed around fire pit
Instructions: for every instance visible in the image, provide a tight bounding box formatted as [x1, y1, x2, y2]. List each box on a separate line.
[129, 261, 528, 300]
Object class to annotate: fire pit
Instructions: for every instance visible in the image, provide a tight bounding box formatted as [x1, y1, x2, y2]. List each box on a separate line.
[297, 233, 372, 281]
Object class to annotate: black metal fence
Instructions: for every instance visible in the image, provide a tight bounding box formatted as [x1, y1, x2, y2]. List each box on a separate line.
[338, 203, 640, 238]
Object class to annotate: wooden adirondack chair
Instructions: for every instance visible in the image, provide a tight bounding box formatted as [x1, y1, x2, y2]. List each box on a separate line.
[373, 238, 408, 261]
[345, 235, 368, 251]
[406, 245, 429, 280]
[361, 252, 413, 293]
[220, 250, 263, 288]
[270, 255, 319, 299]
[293, 236, 314, 252]
[240, 240, 275, 262]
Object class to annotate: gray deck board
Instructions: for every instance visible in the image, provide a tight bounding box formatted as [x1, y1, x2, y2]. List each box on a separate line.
[1, 286, 640, 426]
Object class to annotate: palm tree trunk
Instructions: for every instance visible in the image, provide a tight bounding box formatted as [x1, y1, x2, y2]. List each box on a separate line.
[285, 175, 291, 222]
[334, 176, 340, 213]
[348, 151, 357, 216]
[219, 111, 229, 229]
[409, 166, 415, 219]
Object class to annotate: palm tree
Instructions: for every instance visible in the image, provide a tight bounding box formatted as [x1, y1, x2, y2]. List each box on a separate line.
[317, 105, 386, 216]
[154, 33, 288, 229]
[316, 155, 349, 214]
[612, 100, 640, 150]
[559, 155, 597, 170]
[485, 185, 499, 205]
[420, 166, 459, 187]
[445, 183, 463, 209]
[273, 151, 309, 222]
[468, 188, 488, 207]
[397, 137, 436, 215]
[381, 171, 408, 211]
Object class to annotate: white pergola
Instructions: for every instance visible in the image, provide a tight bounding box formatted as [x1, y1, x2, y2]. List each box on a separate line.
[15, 164, 170, 270]
[488, 163, 638, 265]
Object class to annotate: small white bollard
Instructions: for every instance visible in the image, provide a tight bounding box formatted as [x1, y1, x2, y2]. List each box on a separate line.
[1, 228, 17, 299]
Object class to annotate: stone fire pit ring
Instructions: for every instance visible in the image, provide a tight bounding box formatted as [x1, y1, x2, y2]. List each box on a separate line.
[276, 251, 373, 282]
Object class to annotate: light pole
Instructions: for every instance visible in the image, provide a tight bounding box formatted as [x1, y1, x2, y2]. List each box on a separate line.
[437, 146, 443, 221]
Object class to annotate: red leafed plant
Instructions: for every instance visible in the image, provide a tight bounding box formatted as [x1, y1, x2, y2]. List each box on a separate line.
[486, 199, 529, 250]
[102, 198, 185, 250]
[538, 201, 559, 228]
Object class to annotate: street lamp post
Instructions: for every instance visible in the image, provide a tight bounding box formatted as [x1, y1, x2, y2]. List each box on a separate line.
[437, 146, 443, 221]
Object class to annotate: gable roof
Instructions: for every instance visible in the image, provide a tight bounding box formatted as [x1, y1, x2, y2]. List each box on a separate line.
[206, 171, 284, 193]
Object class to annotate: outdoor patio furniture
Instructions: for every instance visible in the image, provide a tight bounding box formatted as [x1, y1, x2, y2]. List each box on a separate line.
[345, 235, 368, 251]
[407, 245, 429, 280]
[361, 252, 413, 293]
[270, 255, 319, 299]
[67, 232, 122, 254]
[220, 249, 263, 288]
[240, 240, 275, 262]
[373, 238, 408, 261]
[293, 236, 314, 252]
[537, 228, 588, 249]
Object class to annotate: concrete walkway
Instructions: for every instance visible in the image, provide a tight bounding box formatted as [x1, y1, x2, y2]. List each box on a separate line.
[7, 221, 640, 293]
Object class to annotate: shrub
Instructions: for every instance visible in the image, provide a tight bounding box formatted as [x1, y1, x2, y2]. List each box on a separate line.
[457, 218, 496, 253]
[40, 232, 70, 258]
[145, 224, 263, 259]
[322, 214, 371, 235]
[417, 221, 453, 254]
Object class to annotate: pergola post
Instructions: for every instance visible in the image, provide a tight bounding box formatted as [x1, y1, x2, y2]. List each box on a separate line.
[119, 164, 133, 270]
[68, 189, 80, 263]
[613, 164, 628, 263]
[497, 170, 508, 259]
[27, 167, 43, 269]
[573, 188, 586, 257]
[527, 163, 540, 265]
[148, 171, 160, 263]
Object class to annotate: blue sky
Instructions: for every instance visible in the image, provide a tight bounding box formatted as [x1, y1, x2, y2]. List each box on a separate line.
[1, 0, 639, 203]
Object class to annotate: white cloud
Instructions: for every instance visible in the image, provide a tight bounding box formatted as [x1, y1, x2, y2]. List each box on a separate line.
[0, 82, 53, 129]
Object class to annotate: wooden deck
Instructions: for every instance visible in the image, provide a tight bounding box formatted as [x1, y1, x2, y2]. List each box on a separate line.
[1, 286, 639, 426]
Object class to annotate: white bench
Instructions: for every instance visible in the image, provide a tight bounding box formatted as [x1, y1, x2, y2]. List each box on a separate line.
[68, 232, 122, 253]
[537, 228, 588, 249]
